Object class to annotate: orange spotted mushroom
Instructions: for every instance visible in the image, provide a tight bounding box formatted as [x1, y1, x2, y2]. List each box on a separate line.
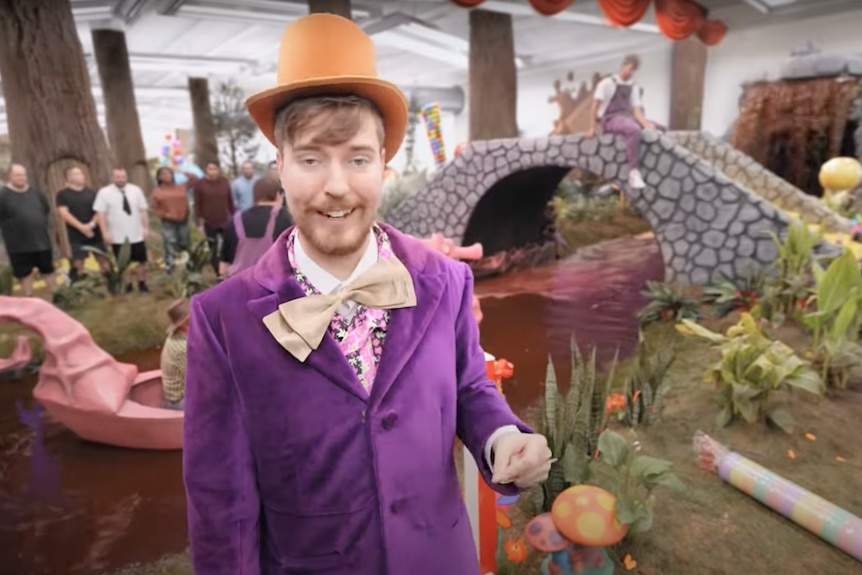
[551, 485, 628, 547]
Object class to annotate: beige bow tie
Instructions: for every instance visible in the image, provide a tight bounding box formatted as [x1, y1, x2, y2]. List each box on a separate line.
[263, 257, 417, 362]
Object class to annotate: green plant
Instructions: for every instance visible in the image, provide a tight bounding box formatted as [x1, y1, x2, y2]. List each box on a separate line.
[51, 274, 100, 309]
[83, 240, 132, 295]
[703, 269, 765, 318]
[527, 338, 618, 514]
[623, 330, 676, 427]
[0, 265, 12, 295]
[593, 429, 684, 537]
[377, 170, 429, 223]
[802, 249, 862, 390]
[637, 281, 700, 325]
[758, 221, 821, 323]
[676, 313, 824, 433]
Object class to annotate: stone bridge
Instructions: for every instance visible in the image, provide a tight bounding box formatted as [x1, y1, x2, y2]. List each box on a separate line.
[386, 130, 841, 285]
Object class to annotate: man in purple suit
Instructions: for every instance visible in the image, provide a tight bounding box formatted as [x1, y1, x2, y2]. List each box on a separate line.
[183, 13, 552, 575]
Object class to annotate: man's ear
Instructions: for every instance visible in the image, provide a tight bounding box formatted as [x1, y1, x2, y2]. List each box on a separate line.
[276, 149, 284, 172]
[379, 148, 386, 165]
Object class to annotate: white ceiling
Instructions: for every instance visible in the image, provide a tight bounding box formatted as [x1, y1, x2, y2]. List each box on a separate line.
[0, 0, 858, 157]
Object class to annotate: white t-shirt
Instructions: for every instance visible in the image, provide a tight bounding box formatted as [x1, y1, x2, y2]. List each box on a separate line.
[594, 74, 643, 119]
[93, 183, 148, 244]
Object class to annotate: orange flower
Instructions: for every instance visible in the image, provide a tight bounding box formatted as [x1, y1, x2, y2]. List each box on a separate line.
[623, 554, 637, 570]
[503, 537, 528, 564]
[495, 508, 512, 529]
[605, 392, 627, 415]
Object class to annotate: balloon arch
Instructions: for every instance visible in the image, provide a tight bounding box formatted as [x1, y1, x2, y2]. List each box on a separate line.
[448, 0, 727, 46]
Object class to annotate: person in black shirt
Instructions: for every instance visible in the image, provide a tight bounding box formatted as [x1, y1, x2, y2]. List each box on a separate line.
[56, 166, 104, 282]
[0, 164, 55, 296]
[218, 177, 292, 278]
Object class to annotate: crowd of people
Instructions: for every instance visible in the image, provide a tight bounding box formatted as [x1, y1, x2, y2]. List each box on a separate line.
[0, 158, 292, 297]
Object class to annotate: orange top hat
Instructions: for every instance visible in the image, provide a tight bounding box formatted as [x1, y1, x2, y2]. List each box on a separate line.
[246, 14, 408, 162]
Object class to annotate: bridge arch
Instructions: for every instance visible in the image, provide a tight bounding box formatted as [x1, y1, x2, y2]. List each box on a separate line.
[387, 131, 842, 285]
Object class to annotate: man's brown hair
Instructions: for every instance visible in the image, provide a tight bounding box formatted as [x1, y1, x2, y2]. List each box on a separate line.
[253, 176, 281, 203]
[622, 54, 640, 70]
[273, 94, 385, 152]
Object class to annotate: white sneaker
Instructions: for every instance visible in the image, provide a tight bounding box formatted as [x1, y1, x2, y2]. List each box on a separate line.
[628, 169, 646, 189]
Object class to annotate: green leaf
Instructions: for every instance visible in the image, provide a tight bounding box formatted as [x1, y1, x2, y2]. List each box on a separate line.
[716, 404, 733, 428]
[614, 495, 637, 525]
[561, 444, 589, 485]
[767, 408, 795, 434]
[597, 430, 629, 467]
[785, 368, 824, 397]
[676, 319, 726, 343]
[630, 455, 674, 484]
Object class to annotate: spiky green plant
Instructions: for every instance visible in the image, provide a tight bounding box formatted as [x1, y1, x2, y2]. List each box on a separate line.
[528, 337, 618, 514]
[623, 330, 677, 427]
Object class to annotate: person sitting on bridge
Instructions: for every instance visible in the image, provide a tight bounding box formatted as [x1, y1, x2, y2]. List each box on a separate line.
[586, 54, 664, 190]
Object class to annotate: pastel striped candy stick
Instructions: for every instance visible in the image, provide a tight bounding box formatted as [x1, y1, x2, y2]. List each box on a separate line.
[693, 431, 862, 563]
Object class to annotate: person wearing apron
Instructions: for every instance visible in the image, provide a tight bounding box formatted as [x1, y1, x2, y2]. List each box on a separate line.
[218, 177, 289, 278]
[587, 54, 665, 190]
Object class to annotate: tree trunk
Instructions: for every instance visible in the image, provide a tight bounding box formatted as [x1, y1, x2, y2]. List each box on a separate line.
[308, 0, 352, 18]
[669, 38, 708, 131]
[468, 9, 518, 141]
[188, 77, 220, 168]
[0, 0, 112, 259]
[92, 28, 151, 193]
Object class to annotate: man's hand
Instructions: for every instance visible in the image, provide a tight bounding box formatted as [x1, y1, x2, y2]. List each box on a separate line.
[643, 120, 656, 130]
[80, 224, 94, 238]
[584, 127, 596, 138]
[142, 227, 150, 240]
[103, 233, 112, 246]
[491, 432, 552, 488]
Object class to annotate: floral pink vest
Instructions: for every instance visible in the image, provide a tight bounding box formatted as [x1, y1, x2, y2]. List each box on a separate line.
[286, 227, 392, 394]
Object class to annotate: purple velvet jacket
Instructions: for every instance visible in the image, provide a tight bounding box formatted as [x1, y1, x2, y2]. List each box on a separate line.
[183, 224, 532, 575]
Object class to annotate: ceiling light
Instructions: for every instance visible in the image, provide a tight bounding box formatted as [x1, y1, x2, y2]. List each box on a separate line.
[176, 5, 299, 26]
[72, 6, 115, 21]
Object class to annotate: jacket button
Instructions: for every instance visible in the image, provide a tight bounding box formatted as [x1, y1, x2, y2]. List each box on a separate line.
[381, 412, 398, 430]
[389, 500, 403, 514]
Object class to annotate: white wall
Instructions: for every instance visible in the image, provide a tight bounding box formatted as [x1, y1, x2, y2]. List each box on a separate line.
[515, 46, 674, 138]
[386, 43, 676, 172]
[701, 9, 862, 137]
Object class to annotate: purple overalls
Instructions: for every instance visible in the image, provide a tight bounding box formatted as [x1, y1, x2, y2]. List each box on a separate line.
[601, 79, 663, 170]
[226, 206, 280, 277]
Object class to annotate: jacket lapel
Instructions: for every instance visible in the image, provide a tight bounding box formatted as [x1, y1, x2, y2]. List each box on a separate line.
[369, 226, 446, 410]
[246, 230, 368, 402]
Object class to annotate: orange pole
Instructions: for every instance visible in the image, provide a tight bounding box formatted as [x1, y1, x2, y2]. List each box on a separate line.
[477, 356, 515, 573]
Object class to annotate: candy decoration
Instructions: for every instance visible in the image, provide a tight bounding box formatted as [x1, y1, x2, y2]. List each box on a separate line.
[694, 431, 862, 563]
[819, 157, 862, 193]
[551, 485, 628, 547]
[420, 102, 447, 169]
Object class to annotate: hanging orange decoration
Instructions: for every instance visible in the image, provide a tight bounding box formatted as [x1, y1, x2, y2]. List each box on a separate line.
[697, 19, 727, 46]
[595, 0, 651, 27]
[654, 0, 706, 40]
[447, 0, 726, 46]
[528, 0, 574, 16]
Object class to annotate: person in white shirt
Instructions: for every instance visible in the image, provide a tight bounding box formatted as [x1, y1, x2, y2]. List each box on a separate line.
[586, 54, 664, 190]
[94, 167, 151, 293]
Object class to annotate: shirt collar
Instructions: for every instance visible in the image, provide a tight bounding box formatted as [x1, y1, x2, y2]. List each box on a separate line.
[293, 228, 378, 295]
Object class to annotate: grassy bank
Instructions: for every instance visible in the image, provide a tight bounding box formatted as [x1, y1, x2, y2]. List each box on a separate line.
[0, 291, 173, 361]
